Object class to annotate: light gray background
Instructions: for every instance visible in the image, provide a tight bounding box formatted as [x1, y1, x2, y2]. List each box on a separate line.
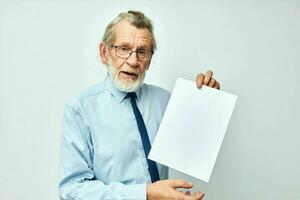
[0, 0, 299, 199]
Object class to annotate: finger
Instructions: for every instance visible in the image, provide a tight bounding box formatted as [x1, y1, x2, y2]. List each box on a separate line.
[196, 73, 205, 88]
[203, 70, 213, 85]
[194, 191, 205, 200]
[167, 179, 193, 189]
[213, 82, 220, 90]
[184, 195, 194, 200]
[208, 78, 216, 88]
[184, 193, 198, 200]
[173, 191, 187, 200]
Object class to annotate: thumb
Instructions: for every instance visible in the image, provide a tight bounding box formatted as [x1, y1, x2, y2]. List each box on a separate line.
[166, 179, 194, 189]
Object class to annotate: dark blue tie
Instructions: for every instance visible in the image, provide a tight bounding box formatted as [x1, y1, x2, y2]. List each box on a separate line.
[127, 92, 160, 183]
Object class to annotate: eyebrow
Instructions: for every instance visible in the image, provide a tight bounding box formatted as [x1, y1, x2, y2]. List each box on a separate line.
[117, 43, 151, 50]
[117, 42, 131, 47]
[137, 45, 151, 49]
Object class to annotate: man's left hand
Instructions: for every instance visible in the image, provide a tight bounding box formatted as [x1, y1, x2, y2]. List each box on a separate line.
[196, 70, 220, 90]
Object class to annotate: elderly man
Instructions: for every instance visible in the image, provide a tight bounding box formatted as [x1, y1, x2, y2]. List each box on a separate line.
[59, 10, 220, 200]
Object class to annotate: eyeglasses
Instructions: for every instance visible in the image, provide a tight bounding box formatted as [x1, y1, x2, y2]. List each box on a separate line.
[110, 45, 153, 61]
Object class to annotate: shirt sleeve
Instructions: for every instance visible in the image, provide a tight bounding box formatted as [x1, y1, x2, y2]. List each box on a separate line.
[59, 104, 147, 200]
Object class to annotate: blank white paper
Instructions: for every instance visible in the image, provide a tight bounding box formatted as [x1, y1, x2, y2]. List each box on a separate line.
[148, 77, 237, 182]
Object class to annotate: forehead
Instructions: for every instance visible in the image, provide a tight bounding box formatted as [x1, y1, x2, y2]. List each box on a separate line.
[113, 21, 152, 47]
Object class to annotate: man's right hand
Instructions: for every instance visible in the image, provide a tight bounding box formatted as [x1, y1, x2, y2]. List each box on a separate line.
[146, 179, 205, 200]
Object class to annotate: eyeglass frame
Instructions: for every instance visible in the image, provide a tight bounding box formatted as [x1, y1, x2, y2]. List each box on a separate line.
[110, 45, 154, 61]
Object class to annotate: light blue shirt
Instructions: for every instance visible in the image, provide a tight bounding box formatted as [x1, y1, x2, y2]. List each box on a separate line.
[59, 75, 171, 200]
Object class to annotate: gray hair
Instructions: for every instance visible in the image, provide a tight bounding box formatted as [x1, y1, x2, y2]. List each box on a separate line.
[102, 10, 156, 51]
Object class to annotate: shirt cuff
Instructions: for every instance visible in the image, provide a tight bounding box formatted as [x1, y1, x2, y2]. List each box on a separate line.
[124, 183, 147, 200]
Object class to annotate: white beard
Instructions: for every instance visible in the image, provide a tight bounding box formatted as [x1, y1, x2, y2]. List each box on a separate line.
[107, 58, 147, 92]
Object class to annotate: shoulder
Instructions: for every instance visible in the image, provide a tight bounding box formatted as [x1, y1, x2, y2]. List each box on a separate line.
[143, 84, 170, 99]
[142, 83, 171, 112]
[144, 83, 170, 95]
[65, 81, 106, 109]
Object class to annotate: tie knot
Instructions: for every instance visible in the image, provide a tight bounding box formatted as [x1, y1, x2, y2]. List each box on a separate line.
[127, 92, 137, 100]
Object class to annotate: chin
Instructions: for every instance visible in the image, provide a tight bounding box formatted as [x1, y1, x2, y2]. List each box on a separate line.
[112, 75, 143, 92]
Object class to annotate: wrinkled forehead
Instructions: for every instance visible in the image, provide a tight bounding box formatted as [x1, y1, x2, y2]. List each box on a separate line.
[113, 21, 153, 48]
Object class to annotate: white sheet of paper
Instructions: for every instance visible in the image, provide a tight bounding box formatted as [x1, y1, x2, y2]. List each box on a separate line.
[148, 77, 237, 182]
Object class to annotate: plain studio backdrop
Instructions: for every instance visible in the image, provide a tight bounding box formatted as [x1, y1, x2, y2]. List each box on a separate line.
[0, 0, 299, 199]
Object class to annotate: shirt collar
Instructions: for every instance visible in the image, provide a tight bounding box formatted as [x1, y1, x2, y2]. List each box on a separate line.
[104, 74, 142, 103]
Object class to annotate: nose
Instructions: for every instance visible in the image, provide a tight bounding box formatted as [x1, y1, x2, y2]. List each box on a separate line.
[126, 51, 139, 67]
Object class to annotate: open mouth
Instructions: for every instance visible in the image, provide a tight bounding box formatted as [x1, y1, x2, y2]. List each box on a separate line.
[120, 71, 139, 79]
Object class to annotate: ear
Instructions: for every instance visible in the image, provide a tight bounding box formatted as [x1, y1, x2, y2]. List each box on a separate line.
[99, 42, 109, 64]
[146, 63, 150, 70]
[146, 57, 152, 70]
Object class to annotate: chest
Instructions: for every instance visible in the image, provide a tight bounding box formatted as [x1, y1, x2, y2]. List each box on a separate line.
[85, 98, 161, 161]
